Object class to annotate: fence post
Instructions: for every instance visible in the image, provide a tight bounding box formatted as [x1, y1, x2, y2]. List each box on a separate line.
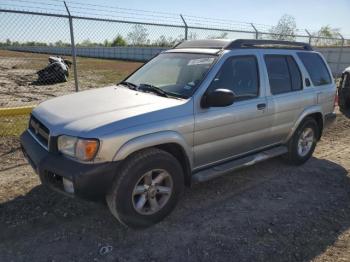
[180, 14, 188, 40]
[336, 33, 345, 75]
[251, 23, 259, 39]
[64, 1, 79, 92]
[305, 29, 312, 45]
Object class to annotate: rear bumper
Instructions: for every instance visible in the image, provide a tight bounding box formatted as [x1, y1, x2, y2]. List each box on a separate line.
[20, 130, 120, 200]
[324, 112, 336, 129]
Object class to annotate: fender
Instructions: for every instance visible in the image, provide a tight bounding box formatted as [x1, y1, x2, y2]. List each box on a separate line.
[112, 131, 193, 168]
[284, 105, 323, 142]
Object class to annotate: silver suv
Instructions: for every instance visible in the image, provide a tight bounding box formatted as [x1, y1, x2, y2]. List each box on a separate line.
[21, 39, 337, 227]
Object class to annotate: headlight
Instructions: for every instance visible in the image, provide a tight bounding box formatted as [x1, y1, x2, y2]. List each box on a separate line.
[57, 135, 99, 161]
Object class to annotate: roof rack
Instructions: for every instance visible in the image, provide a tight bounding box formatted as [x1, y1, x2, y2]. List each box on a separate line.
[227, 39, 312, 50]
[173, 39, 231, 49]
[174, 39, 313, 51]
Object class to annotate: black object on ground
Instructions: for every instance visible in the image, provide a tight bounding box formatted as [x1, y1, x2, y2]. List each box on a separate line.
[35, 56, 71, 85]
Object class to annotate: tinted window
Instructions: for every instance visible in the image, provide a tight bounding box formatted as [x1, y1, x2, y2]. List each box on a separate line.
[287, 56, 302, 91]
[265, 56, 291, 94]
[298, 52, 332, 86]
[209, 56, 259, 99]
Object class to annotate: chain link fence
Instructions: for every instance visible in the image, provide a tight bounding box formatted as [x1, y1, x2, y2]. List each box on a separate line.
[0, 1, 349, 139]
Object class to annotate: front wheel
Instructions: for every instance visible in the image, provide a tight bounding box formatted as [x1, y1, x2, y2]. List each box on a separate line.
[106, 148, 184, 228]
[286, 117, 319, 165]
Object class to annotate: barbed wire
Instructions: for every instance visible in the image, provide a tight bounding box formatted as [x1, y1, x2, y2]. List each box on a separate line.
[0, 3, 66, 13]
[46, 0, 181, 16]
[67, 10, 182, 25]
[0, 0, 348, 38]
[66, 7, 182, 25]
[5, 0, 63, 8]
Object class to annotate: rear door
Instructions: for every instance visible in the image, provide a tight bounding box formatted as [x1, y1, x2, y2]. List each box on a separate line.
[262, 52, 314, 143]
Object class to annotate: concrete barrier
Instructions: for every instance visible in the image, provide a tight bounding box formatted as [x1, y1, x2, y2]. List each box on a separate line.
[6, 46, 350, 75]
[7, 46, 168, 62]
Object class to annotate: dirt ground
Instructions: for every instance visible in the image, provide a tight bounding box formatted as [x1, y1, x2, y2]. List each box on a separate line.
[0, 111, 349, 262]
[0, 50, 142, 108]
[1, 49, 350, 261]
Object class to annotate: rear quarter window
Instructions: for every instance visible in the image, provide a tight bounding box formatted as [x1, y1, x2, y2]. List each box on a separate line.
[297, 52, 332, 86]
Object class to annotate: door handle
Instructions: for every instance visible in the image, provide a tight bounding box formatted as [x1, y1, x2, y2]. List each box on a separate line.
[257, 103, 266, 110]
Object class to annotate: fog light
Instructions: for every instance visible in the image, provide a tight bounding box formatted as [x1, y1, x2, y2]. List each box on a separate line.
[63, 178, 74, 194]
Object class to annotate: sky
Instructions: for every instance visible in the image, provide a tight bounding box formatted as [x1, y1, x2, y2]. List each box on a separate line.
[78, 0, 350, 35]
[0, 0, 349, 43]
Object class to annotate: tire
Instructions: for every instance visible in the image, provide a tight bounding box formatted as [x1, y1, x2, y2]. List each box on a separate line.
[286, 117, 319, 165]
[106, 148, 184, 228]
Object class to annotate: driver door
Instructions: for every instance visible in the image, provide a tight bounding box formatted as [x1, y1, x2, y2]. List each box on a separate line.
[193, 54, 274, 169]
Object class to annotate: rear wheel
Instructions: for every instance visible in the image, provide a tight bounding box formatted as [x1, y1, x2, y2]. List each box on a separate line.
[106, 148, 184, 228]
[286, 117, 319, 165]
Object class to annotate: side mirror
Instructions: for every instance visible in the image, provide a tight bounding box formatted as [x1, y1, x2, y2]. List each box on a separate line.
[201, 88, 235, 108]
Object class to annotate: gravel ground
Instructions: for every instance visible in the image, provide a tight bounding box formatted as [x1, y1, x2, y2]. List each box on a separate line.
[0, 111, 350, 262]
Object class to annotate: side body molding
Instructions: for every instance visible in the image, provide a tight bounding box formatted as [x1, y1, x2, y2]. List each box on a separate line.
[112, 131, 193, 168]
[284, 105, 323, 143]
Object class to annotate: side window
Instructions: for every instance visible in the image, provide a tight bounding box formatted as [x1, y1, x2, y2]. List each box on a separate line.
[265, 55, 291, 94]
[208, 56, 259, 99]
[287, 56, 302, 91]
[264, 55, 302, 95]
[297, 52, 332, 86]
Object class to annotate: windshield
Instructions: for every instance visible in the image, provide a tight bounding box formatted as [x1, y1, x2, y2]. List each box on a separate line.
[124, 53, 216, 98]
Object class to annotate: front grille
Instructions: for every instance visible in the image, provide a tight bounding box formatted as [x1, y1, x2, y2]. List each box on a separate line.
[28, 115, 50, 149]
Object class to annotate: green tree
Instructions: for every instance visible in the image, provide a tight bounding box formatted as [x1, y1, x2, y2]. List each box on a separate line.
[111, 35, 127, 46]
[104, 39, 111, 47]
[313, 26, 341, 46]
[55, 40, 70, 47]
[127, 25, 149, 46]
[269, 14, 297, 41]
[77, 39, 103, 47]
[153, 35, 179, 47]
[207, 32, 228, 39]
[188, 32, 197, 40]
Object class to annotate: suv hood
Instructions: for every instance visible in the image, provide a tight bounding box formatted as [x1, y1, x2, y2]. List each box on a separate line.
[33, 85, 188, 136]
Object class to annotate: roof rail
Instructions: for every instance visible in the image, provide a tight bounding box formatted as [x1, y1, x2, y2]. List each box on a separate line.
[174, 39, 313, 51]
[174, 39, 231, 49]
[226, 39, 313, 51]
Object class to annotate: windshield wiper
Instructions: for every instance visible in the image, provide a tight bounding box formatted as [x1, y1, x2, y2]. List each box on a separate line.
[120, 82, 185, 99]
[119, 81, 137, 90]
[137, 83, 169, 97]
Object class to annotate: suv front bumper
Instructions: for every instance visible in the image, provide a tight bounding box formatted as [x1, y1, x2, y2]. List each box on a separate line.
[20, 130, 119, 200]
